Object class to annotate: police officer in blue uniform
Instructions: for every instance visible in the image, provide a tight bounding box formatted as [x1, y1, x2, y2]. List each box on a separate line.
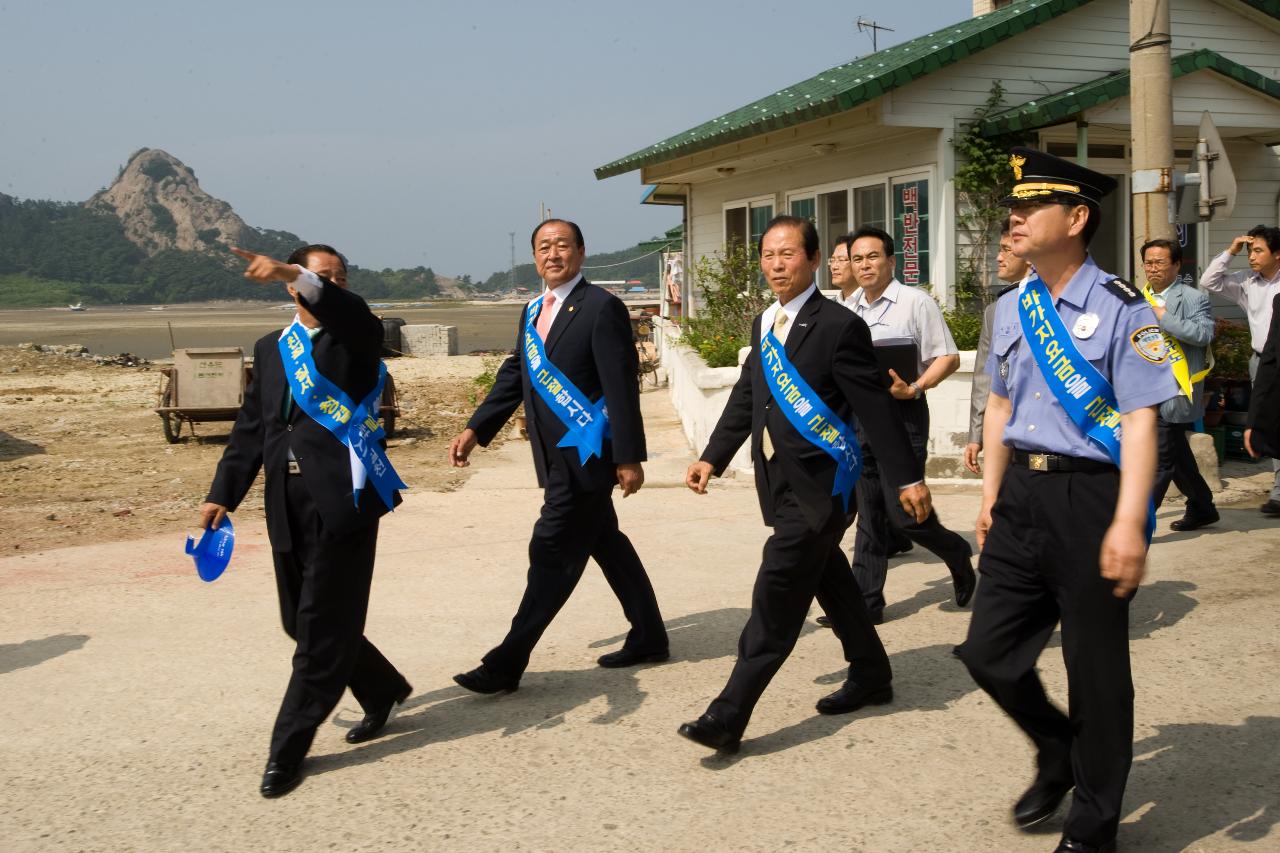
[958, 149, 1179, 853]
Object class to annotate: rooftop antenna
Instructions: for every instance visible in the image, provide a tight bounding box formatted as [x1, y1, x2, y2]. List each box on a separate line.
[856, 17, 894, 52]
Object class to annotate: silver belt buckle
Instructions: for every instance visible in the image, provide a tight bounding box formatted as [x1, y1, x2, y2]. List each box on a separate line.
[1028, 453, 1049, 471]
[287, 459, 302, 474]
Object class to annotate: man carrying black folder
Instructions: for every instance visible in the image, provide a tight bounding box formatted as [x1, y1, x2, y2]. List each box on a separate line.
[841, 226, 975, 623]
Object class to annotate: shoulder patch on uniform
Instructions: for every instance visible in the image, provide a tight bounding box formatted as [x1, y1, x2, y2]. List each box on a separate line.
[1129, 324, 1169, 364]
[1102, 277, 1143, 304]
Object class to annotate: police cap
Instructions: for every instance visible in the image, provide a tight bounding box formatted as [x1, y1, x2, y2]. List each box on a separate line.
[1001, 147, 1118, 207]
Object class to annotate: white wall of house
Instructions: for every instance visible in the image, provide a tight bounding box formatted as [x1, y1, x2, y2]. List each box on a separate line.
[889, 0, 1280, 126]
[686, 127, 946, 295]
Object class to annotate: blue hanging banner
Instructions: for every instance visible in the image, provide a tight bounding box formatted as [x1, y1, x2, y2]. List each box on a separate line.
[522, 295, 610, 466]
[186, 516, 235, 582]
[1017, 277, 1155, 540]
[758, 330, 862, 512]
[277, 321, 407, 510]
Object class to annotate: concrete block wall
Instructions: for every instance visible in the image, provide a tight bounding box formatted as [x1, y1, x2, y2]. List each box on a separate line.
[401, 324, 458, 357]
[658, 321, 752, 474]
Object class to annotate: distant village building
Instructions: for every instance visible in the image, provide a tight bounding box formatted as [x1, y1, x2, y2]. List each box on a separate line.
[596, 0, 1280, 314]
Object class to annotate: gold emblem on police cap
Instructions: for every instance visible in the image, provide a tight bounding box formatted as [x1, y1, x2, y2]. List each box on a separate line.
[1010, 154, 1026, 181]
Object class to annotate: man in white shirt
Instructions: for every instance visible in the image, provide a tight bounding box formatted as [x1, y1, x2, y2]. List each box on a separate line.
[828, 238, 859, 308]
[1200, 225, 1280, 515]
[843, 226, 975, 623]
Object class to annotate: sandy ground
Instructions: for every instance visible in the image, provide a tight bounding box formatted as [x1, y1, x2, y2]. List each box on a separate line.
[1, 358, 1278, 852]
[0, 346, 504, 552]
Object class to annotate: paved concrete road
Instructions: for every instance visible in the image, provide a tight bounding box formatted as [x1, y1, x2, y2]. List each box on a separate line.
[2, 389, 1277, 851]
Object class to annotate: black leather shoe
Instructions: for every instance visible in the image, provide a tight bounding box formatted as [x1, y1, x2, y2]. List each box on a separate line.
[1055, 837, 1116, 852]
[948, 551, 977, 608]
[346, 682, 412, 744]
[453, 665, 519, 694]
[260, 761, 303, 798]
[677, 713, 741, 754]
[815, 680, 893, 715]
[1262, 500, 1280, 517]
[1170, 508, 1219, 531]
[815, 615, 833, 628]
[1013, 774, 1074, 828]
[596, 647, 670, 668]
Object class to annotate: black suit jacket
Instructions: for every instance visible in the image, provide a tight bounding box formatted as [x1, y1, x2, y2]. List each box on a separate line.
[468, 278, 645, 493]
[1247, 293, 1280, 457]
[701, 292, 921, 529]
[207, 279, 398, 550]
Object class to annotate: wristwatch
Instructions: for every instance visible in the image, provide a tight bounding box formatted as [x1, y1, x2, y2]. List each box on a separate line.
[908, 382, 923, 399]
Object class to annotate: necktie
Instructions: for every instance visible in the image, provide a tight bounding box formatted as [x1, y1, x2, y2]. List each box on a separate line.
[282, 326, 322, 422]
[761, 311, 790, 459]
[536, 291, 557, 340]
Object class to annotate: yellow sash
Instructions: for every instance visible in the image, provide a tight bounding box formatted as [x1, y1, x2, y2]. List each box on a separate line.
[1142, 285, 1212, 400]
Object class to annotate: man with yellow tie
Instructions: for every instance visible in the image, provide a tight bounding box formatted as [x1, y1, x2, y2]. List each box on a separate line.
[1140, 238, 1218, 530]
[678, 216, 930, 753]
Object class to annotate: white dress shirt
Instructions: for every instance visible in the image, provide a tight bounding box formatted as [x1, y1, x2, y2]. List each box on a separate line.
[760, 283, 817, 341]
[852, 279, 958, 377]
[1200, 250, 1280, 352]
[537, 273, 584, 328]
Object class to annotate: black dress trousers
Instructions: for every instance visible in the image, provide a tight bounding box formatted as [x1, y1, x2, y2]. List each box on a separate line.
[708, 459, 891, 737]
[268, 474, 409, 766]
[959, 464, 1133, 847]
[1152, 416, 1215, 516]
[481, 463, 667, 678]
[852, 401, 971, 616]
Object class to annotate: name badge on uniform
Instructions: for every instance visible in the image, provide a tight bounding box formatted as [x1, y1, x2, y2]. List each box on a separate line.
[1072, 312, 1100, 339]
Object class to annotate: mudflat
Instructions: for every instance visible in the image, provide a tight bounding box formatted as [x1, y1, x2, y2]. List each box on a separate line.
[0, 302, 525, 360]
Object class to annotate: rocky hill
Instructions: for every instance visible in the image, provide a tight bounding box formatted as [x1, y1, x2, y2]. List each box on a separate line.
[87, 149, 251, 255]
[0, 149, 439, 306]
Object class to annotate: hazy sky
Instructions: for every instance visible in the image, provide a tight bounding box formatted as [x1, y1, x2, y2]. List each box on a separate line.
[2, 1, 973, 279]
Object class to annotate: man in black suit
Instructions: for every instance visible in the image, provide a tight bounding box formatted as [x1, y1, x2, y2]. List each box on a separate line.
[448, 219, 667, 693]
[200, 245, 411, 798]
[678, 216, 931, 753]
[1246, 293, 1280, 460]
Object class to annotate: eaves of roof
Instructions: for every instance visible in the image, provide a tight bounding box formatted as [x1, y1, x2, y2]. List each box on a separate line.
[976, 48, 1280, 136]
[593, 0, 1096, 180]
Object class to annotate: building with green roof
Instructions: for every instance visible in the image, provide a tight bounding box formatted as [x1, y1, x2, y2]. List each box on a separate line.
[596, 0, 1280, 306]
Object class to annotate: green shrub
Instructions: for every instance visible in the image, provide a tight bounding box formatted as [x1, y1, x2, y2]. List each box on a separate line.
[679, 245, 770, 368]
[944, 309, 983, 351]
[1211, 318, 1252, 381]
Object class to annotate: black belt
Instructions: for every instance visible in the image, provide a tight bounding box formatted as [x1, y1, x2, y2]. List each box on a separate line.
[1255, 350, 1264, 358]
[1010, 450, 1116, 473]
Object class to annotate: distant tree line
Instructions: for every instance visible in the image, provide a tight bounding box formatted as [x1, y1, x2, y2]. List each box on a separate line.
[0, 198, 440, 305]
[476, 242, 666, 293]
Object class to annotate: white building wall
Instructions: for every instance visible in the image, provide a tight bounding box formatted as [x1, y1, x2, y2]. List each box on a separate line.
[687, 128, 942, 279]
[888, 0, 1280, 125]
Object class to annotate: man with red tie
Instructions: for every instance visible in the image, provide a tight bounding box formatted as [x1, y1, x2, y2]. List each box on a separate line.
[447, 219, 668, 693]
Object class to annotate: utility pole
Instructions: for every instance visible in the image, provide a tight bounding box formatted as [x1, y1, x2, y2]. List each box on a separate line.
[1129, 0, 1175, 277]
[508, 231, 517, 293]
[855, 17, 893, 53]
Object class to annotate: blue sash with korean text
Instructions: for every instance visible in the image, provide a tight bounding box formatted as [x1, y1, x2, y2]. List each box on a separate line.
[523, 296, 610, 466]
[277, 320, 407, 511]
[1017, 277, 1154, 539]
[759, 330, 862, 512]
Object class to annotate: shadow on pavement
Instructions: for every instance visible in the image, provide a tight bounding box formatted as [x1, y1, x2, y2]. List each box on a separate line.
[1126, 716, 1280, 849]
[589, 606, 820, 665]
[0, 430, 45, 461]
[310, 664, 658, 777]
[0, 633, 89, 675]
